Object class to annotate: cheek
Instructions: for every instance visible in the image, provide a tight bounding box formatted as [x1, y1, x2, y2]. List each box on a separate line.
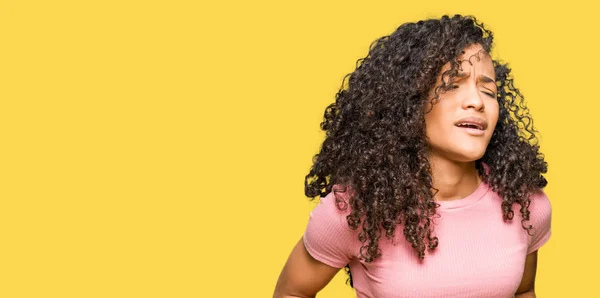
[424, 105, 450, 138]
[489, 101, 500, 121]
[424, 106, 440, 130]
[486, 101, 500, 130]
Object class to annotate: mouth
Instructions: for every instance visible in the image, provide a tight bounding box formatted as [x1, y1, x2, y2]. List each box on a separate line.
[455, 117, 488, 135]
[455, 117, 487, 130]
[455, 123, 484, 130]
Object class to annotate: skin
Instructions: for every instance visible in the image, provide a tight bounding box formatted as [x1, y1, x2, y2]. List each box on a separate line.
[424, 43, 499, 203]
[273, 43, 540, 297]
[273, 238, 339, 298]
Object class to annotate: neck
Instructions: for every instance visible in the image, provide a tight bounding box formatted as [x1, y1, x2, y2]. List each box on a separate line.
[428, 153, 481, 201]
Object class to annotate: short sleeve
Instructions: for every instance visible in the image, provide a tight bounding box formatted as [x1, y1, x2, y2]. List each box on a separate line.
[302, 186, 356, 268]
[526, 190, 552, 254]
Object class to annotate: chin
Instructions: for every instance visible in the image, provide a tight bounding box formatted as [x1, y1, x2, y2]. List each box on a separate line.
[454, 155, 484, 163]
[452, 148, 486, 162]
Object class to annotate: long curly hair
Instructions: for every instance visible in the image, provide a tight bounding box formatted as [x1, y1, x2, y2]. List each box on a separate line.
[304, 14, 548, 287]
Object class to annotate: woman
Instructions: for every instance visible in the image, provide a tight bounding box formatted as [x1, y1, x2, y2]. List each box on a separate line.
[274, 14, 551, 298]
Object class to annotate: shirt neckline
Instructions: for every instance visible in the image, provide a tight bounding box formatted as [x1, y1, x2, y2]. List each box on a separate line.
[435, 180, 490, 210]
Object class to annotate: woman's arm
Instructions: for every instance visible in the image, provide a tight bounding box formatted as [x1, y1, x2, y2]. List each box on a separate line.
[273, 237, 342, 298]
[514, 250, 539, 297]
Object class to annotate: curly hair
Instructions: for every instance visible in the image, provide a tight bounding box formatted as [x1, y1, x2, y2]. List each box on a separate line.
[303, 14, 548, 287]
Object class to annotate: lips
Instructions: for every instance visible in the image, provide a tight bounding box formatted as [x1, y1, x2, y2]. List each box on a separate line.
[455, 117, 488, 131]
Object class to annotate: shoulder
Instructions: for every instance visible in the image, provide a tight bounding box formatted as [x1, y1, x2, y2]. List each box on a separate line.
[529, 189, 551, 211]
[302, 184, 358, 268]
[524, 189, 552, 253]
[527, 189, 552, 227]
[307, 184, 355, 231]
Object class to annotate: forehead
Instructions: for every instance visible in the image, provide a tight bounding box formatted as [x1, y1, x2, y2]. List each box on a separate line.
[458, 43, 490, 60]
[456, 44, 494, 74]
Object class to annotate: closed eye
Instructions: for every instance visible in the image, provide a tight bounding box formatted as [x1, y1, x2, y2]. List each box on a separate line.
[452, 84, 496, 98]
[483, 91, 495, 98]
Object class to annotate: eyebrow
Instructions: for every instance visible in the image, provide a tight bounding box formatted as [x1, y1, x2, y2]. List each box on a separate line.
[455, 72, 496, 84]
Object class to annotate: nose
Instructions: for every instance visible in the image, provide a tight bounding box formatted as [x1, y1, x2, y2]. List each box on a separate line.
[461, 84, 485, 112]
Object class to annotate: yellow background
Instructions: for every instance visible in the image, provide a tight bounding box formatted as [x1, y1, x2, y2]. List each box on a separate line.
[1, 0, 596, 297]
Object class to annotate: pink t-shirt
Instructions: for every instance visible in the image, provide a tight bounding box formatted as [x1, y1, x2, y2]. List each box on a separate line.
[303, 181, 552, 298]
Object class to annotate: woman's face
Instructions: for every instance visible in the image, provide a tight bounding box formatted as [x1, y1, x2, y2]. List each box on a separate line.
[424, 43, 499, 163]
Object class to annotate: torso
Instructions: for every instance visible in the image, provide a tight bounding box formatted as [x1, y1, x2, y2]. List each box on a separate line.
[348, 182, 528, 298]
